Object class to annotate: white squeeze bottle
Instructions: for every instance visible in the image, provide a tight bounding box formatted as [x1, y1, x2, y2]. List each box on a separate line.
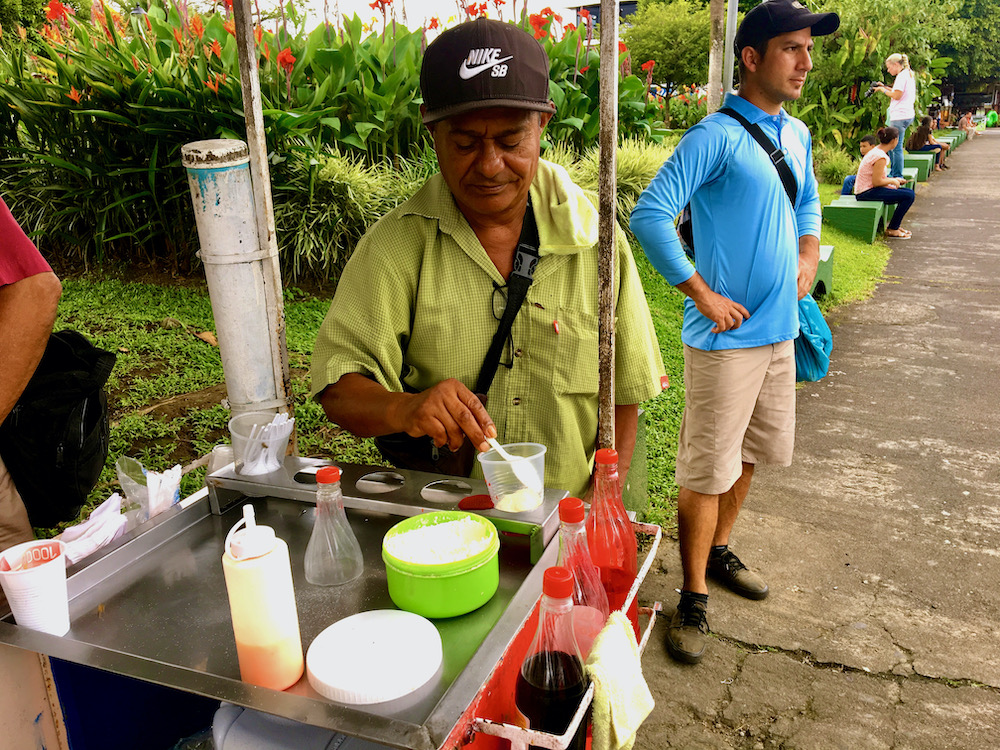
[222, 504, 304, 690]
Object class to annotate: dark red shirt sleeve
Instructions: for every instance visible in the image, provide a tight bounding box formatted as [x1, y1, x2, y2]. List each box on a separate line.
[1, 196, 52, 286]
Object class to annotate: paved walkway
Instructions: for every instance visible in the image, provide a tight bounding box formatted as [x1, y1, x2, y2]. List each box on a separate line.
[636, 130, 1000, 750]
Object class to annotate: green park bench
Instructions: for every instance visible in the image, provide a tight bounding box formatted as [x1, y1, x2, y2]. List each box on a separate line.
[901, 167, 918, 191]
[811, 244, 834, 298]
[904, 152, 935, 181]
[940, 128, 966, 146]
[822, 196, 884, 243]
[935, 135, 957, 151]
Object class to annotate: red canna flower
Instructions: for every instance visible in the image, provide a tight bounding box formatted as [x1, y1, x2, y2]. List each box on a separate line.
[564, 22, 576, 33]
[618, 41, 627, 54]
[580, 65, 589, 73]
[66, 86, 81, 103]
[190, 15, 204, 39]
[277, 47, 295, 75]
[427, 16, 439, 30]
[641, 60, 655, 73]
[223, 0, 233, 10]
[579, 8, 590, 20]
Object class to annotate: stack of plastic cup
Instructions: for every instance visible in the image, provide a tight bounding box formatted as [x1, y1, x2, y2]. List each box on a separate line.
[0, 539, 71, 636]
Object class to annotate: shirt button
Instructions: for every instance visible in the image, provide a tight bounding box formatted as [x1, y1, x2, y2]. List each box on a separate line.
[514, 348, 523, 358]
[512, 398, 521, 406]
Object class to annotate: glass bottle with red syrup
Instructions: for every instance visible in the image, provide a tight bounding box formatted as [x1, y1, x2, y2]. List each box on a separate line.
[557, 497, 610, 659]
[585, 448, 640, 639]
[514, 567, 589, 750]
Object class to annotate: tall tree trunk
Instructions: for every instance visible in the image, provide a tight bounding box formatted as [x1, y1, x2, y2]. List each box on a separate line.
[707, 0, 725, 112]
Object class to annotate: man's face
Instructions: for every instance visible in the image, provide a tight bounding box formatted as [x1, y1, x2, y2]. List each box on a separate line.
[860, 141, 873, 156]
[429, 107, 550, 225]
[750, 28, 815, 106]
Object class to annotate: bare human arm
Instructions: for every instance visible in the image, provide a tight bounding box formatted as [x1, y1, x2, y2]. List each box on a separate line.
[0, 272, 62, 422]
[613, 403, 639, 483]
[675, 272, 751, 334]
[797, 235, 820, 300]
[871, 157, 904, 189]
[317, 373, 496, 453]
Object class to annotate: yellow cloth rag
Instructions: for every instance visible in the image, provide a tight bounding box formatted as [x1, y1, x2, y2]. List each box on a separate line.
[585, 611, 655, 750]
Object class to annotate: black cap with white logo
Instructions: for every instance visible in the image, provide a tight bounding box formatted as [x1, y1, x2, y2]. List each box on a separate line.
[734, 0, 840, 56]
[420, 18, 557, 124]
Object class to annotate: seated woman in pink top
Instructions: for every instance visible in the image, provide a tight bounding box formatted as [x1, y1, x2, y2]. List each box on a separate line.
[853, 126, 917, 239]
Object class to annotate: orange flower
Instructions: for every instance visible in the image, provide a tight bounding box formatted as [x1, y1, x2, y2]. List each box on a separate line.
[277, 47, 295, 74]
[254, 25, 263, 44]
[618, 41, 627, 54]
[66, 86, 81, 103]
[641, 60, 655, 73]
[18, 25, 28, 42]
[579, 8, 590, 20]
[224, 18, 235, 36]
[204, 72, 226, 94]
[580, 65, 589, 73]
[45, 1, 71, 22]
[144, 15, 151, 32]
[427, 17, 439, 30]
[223, 0, 233, 10]
[262, 41, 270, 62]
[190, 15, 204, 39]
[564, 22, 576, 33]
[210, 38, 221, 58]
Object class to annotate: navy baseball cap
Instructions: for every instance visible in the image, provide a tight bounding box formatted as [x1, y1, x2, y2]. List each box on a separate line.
[734, 0, 840, 56]
[420, 18, 556, 124]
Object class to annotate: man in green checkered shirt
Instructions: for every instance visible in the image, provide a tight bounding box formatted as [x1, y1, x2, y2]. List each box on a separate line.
[310, 19, 665, 497]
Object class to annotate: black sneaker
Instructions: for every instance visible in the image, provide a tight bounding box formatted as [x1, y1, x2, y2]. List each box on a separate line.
[707, 548, 769, 600]
[666, 596, 710, 664]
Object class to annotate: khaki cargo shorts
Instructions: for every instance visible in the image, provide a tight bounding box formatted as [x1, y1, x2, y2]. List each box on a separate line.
[675, 340, 796, 496]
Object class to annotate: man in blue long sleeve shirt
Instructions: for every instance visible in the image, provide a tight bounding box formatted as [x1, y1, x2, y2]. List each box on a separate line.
[630, 0, 838, 664]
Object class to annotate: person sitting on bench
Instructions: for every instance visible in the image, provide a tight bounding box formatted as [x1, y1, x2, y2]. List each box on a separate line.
[853, 126, 916, 239]
[907, 116, 950, 170]
[842, 135, 879, 194]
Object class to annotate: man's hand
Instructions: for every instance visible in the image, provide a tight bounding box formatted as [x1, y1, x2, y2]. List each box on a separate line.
[677, 274, 750, 333]
[797, 235, 820, 300]
[394, 378, 496, 453]
[319, 373, 496, 453]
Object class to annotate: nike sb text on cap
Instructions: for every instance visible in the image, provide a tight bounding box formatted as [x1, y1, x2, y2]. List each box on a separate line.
[734, 0, 840, 56]
[420, 17, 556, 124]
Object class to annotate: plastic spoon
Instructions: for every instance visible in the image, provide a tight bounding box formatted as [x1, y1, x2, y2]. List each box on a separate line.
[485, 437, 542, 492]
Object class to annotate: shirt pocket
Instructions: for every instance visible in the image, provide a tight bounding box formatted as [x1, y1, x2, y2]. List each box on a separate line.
[551, 306, 600, 396]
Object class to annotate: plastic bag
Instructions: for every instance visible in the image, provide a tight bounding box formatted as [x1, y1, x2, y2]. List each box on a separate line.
[115, 456, 181, 529]
[794, 294, 833, 382]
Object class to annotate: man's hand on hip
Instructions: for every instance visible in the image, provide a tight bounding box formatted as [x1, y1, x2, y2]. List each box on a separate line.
[677, 273, 750, 334]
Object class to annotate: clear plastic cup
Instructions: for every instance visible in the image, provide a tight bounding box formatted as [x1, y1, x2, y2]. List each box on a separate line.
[228, 411, 289, 474]
[477, 442, 546, 513]
[0, 539, 70, 635]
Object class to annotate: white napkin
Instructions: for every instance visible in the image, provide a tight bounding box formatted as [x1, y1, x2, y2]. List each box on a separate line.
[60, 493, 128, 564]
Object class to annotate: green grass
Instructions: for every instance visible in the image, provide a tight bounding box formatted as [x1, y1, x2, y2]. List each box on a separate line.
[36, 186, 891, 538]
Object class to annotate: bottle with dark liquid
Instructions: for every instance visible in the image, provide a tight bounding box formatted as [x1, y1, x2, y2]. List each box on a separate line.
[515, 567, 589, 750]
[586, 448, 640, 639]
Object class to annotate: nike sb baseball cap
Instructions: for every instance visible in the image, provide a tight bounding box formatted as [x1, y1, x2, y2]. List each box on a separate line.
[420, 17, 556, 124]
[734, 0, 840, 56]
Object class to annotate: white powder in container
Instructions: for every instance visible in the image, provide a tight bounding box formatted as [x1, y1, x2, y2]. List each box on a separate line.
[384, 518, 492, 565]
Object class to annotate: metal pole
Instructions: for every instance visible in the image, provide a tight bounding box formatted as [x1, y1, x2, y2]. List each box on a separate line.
[230, 0, 295, 446]
[723, 0, 739, 94]
[596, 0, 619, 450]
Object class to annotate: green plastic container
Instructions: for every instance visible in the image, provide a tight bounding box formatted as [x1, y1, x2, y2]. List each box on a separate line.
[382, 511, 500, 619]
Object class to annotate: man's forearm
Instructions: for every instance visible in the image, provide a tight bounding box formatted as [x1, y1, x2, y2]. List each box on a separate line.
[0, 272, 62, 421]
[317, 373, 407, 438]
[798, 235, 820, 299]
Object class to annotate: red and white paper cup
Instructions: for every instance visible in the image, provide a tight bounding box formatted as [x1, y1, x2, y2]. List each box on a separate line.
[0, 539, 70, 635]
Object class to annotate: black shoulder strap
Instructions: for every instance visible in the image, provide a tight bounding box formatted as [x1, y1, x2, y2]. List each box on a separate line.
[719, 106, 798, 207]
[474, 199, 539, 395]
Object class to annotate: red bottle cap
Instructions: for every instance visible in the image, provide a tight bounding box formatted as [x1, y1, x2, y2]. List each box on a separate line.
[595, 448, 618, 465]
[543, 567, 575, 599]
[316, 466, 341, 484]
[559, 497, 585, 523]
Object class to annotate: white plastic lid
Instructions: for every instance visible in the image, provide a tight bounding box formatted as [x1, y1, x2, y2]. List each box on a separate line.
[306, 610, 442, 705]
[225, 504, 276, 560]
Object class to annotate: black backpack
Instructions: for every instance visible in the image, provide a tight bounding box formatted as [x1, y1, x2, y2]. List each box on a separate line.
[0, 330, 116, 527]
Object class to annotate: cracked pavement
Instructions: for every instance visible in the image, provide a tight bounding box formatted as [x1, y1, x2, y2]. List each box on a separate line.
[634, 130, 1000, 749]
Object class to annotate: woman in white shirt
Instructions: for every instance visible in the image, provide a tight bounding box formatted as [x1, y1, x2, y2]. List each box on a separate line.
[873, 53, 916, 179]
[853, 127, 916, 239]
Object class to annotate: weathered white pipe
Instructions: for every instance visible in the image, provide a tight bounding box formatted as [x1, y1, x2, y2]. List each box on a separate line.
[182, 139, 285, 416]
